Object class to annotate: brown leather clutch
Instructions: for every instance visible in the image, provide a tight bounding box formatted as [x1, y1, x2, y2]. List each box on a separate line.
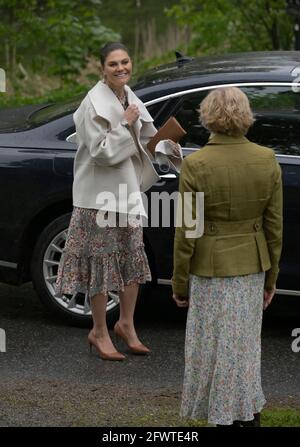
[147, 116, 186, 155]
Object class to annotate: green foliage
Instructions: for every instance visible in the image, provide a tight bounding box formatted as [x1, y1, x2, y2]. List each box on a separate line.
[167, 0, 294, 54]
[0, 0, 119, 80]
[98, 0, 180, 58]
[0, 82, 89, 107]
[0, 0, 297, 107]
[43, 0, 120, 79]
[132, 50, 179, 78]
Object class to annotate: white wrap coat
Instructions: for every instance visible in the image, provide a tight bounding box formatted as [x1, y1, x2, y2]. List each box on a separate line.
[72, 81, 160, 215]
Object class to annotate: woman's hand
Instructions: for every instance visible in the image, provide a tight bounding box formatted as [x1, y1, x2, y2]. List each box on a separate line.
[123, 104, 140, 126]
[263, 286, 276, 310]
[167, 139, 181, 156]
[172, 294, 189, 308]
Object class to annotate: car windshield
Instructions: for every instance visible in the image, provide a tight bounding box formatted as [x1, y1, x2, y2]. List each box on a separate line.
[0, 95, 83, 133]
[28, 94, 83, 126]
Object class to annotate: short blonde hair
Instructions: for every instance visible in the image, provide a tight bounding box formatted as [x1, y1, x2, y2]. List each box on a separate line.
[199, 87, 254, 136]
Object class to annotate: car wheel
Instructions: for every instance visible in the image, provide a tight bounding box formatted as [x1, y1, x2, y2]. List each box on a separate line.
[30, 213, 120, 327]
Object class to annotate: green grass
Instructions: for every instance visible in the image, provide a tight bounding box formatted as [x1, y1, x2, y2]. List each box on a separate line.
[108, 404, 300, 427]
[1, 377, 300, 426]
[179, 408, 300, 427]
[127, 405, 300, 427]
[261, 408, 300, 427]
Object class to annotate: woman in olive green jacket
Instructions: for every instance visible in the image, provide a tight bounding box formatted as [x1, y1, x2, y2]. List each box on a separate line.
[172, 87, 282, 427]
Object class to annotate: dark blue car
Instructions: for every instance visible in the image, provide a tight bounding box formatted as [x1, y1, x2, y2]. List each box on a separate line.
[0, 51, 299, 325]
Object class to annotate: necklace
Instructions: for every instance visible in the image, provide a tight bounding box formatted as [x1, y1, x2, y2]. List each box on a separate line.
[103, 80, 127, 108]
[115, 92, 127, 108]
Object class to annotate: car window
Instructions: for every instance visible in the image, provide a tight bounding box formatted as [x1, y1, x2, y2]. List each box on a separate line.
[173, 86, 300, 156]
[173, 94, 209, 148]
[243, 86, 300, 156]
[147, 98, 179, 128]
[147, 103, 163, 121]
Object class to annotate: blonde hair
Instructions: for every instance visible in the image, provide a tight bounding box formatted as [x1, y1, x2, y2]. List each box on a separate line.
[199, 87, 254, 136]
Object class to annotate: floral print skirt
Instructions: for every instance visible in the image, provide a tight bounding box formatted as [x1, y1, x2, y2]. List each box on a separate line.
[55, 207, 151, 301]
[180, 272, 266, 426]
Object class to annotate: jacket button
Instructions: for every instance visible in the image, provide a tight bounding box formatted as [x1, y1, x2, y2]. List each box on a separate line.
[210, 224, 215, 232]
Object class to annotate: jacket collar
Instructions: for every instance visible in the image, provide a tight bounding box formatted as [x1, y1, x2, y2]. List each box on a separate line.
[87, 80, 153, 124]
[206, 133, 250, 145]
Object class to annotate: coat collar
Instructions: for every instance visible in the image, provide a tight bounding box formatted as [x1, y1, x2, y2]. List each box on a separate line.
[87, 80, 153, 124]
[206, 133, 250, 145]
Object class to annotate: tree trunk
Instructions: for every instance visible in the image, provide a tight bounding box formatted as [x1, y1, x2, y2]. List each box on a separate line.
[134, 18, 140, 62]
[11, 43, 16, 78]
[4, 40, 10, 71]
[270, 17, 280, 49]
[4, 41, 17, 80]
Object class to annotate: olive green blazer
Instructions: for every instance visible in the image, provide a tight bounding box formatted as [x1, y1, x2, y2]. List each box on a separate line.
[172, 134, 283, 297]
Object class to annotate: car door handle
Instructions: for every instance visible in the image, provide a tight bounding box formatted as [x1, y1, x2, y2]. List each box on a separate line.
[66, 132, 77, 143]
[155, 173, 177, 186]
[160, 173, 177, 179]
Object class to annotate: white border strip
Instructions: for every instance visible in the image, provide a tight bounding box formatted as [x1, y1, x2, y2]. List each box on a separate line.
[145, 82, 300, 106]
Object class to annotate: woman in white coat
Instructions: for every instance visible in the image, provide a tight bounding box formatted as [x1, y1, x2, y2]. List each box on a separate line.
[55, 42, 160, 361]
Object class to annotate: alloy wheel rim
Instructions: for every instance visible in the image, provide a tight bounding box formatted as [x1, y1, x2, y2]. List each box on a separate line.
[42, 228, 120, 316]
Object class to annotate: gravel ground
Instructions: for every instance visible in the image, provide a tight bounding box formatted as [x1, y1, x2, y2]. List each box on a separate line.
[1, 282, 300, 427]
[0, 379, 183, 427]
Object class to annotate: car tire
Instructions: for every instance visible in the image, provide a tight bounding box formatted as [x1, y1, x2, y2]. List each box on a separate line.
[30, 213, 120, 327]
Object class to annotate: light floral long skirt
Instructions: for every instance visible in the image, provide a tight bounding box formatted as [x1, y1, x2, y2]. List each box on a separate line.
[55, 207, 151, 301]
[180, 273, 266, 425]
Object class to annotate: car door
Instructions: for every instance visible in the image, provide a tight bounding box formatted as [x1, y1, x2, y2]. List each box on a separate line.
[143, 94, 211, 281]
[146, 84, 300, 295]
[244, 86, 300, 292]
[142, 100, 180, 280]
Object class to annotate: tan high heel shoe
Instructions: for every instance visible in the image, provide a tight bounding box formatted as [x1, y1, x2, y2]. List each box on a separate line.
[88, 331, 126, 361]
[114, 322, 150, 355]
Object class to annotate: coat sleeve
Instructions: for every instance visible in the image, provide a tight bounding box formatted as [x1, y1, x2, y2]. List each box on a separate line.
[172, 157, 198, 297]
[263, 156, 283, 290]
[139, 121, 157, 152]
[81, 103, 137, 166]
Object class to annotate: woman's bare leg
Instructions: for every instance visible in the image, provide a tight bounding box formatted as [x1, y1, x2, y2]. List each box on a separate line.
[117, 283, 144, 346]
[90, 292, 119, 353]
